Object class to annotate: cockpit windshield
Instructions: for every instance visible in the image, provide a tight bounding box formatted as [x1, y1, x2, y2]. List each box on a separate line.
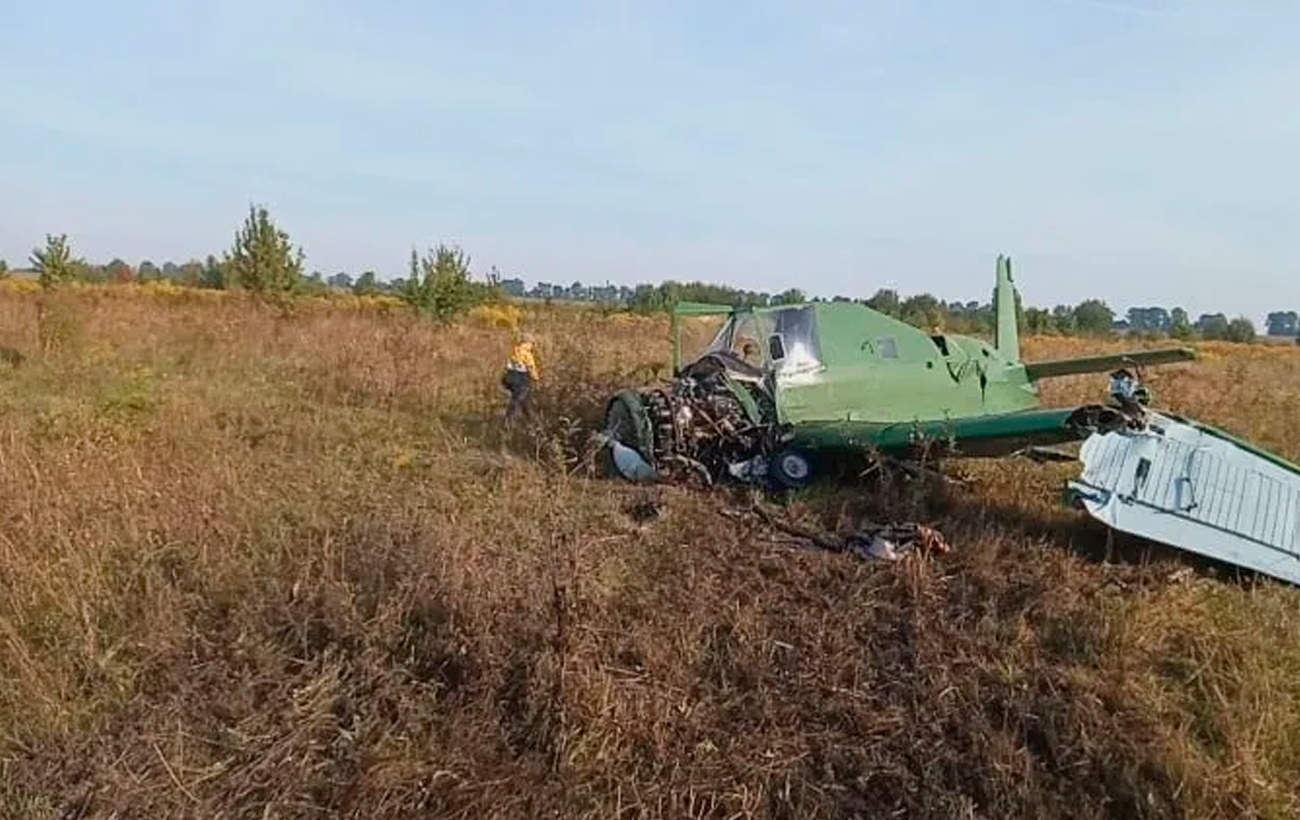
[698, 307, 821, 375]
[768, 305, 821, 373]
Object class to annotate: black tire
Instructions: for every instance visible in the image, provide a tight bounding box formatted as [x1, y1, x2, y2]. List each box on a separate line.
[770, 447, 815, 489]
[599, 390, 654, 478]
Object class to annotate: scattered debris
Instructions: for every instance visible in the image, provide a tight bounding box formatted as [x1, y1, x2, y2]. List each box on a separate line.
[848, 522, 950, 561]
[622, 492, 662, 525]
[742, 503, 950, 563]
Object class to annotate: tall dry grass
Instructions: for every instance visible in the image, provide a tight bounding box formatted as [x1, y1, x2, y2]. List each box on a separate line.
[2, 288, 1300, 819]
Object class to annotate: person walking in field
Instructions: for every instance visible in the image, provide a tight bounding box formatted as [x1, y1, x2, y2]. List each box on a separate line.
[501, 331, 540, 428]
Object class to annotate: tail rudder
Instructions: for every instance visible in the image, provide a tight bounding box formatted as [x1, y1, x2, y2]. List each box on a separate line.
[995, 254, 1020, 359]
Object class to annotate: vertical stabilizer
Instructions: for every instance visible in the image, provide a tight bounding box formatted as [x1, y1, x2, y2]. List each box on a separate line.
[995, 254, 1020, 360]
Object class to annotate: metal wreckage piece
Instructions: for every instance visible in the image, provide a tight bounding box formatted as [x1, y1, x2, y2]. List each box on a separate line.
[1067, 373, 1300, 587]
[738, 503, 952, 562]
[596, 362, 787, 489]
[595, 254, 1300, 586]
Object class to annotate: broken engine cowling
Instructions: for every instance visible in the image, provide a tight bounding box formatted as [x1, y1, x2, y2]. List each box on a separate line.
[600, 364, 797, 487]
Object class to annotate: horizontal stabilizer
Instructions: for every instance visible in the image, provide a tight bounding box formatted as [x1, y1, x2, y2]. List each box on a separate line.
[1067, 411, 1300, 587]
[1025, 347, 1196, 381]
[672, 301, 740, 316]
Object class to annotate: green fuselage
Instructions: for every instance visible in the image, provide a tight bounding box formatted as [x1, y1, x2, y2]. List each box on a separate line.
[668, 256, 1196, 461]
[767, 304, 1049, 456]
[771, 313, 1038, 425]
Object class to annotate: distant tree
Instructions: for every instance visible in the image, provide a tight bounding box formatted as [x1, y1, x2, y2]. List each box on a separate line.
[1126, 306, 1170, 332]
[76, 262, 109, 283]
[138, 260, 161, 281]
[223, 204, 304, 297]
[327, 271, 353, 291]
[1225, 316, 1257, 343]
[773, 288, 806, 306]
[865, 288, 901, 317]
[30, 233, 80, 290]
[200, 254, 226, 289]
[402, 243, 496, 323]
[1023, 307, 1053, 334]
[401, 249, 421, 305]
[352, 270, 379, 296]
[900, 293, 945, 330]
[1196, 313, 1230, 340]
[1049, 305, 1075, 334]
[298, 270, 328, 295]
[1071, 299, 1115, 335]
[105, 258, 135, 283]
[1265, 310, 1298, 337]
[1169, 307, 1192, 339]
[627, 283, 665, 314]
[0, 259, 8, 279]
[943, 300, 993, 335]
[177, 260, 204, 287]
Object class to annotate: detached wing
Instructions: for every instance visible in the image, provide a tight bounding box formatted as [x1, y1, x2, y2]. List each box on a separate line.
[1067, 412, 1300, 586]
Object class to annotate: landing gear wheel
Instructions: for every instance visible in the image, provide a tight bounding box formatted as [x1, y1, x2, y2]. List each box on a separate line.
[771, 448, 814, 489]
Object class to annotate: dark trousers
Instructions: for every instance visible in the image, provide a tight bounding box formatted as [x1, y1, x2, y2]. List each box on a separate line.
[502, 368, 533, 426]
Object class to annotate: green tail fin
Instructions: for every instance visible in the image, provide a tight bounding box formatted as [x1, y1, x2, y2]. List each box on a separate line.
[995, 254, 1020, 359]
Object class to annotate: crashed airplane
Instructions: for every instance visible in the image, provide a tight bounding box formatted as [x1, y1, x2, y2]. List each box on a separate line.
[597, 255, 1300, 587]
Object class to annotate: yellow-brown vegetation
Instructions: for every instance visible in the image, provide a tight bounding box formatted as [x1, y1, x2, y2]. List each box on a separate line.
[2, 286, 1299, 819]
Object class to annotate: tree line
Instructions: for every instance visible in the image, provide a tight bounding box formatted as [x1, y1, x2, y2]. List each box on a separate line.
[543, 279, 1272, 343]
[5, 206, 501, 324]
[0, 204, 1285, 343]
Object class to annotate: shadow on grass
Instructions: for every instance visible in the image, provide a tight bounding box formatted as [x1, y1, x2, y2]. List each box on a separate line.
[714, 455, 1281, 591]
[797, 454, 1286, 590]
[945, 492, 1278, 589]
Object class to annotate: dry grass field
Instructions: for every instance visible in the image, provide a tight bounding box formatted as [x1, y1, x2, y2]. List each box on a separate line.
[3, 283, 1300, 819]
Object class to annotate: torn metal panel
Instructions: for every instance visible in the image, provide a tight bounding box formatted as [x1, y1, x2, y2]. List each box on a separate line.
[1067, 411, 1300, 586]
[598, 434, 658, 483]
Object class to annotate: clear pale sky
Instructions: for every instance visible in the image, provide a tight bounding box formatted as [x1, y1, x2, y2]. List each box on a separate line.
[1, 1, 1295, 323]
